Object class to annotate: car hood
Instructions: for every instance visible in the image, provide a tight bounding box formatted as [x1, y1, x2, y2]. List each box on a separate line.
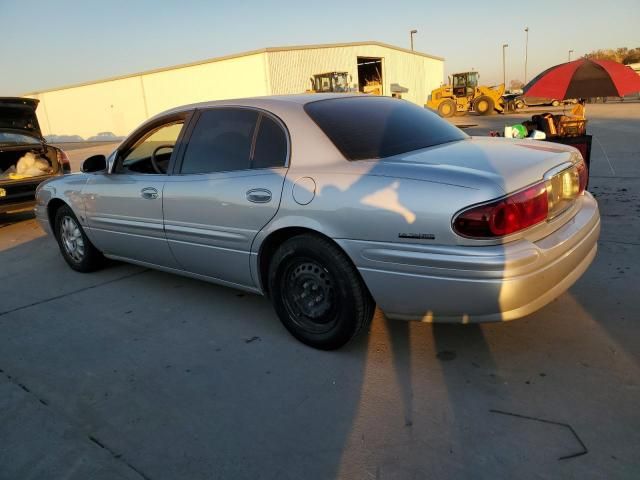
[376, 137, 577, 194]
[0, 97, 43, 140]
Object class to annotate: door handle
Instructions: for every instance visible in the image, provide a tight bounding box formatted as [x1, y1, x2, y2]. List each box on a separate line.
[140, 187, 158, 199]
[246, 188, 272, 203]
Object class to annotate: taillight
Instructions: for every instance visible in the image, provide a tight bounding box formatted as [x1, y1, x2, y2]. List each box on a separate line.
[57, 149, 71, 173]
[576, 158, 587, 194]
[453, 160, 587, 239]
[453, 182, 548, 238]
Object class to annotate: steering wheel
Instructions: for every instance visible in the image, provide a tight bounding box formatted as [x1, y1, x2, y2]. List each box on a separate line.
[150, 144, 175, 174]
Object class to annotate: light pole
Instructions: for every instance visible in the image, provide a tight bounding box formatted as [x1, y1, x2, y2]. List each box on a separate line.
[568, 49, 574, 61]
[410, 29, 417, 51]
[524, 27, 529, 84]
[502, 44, 509, 87]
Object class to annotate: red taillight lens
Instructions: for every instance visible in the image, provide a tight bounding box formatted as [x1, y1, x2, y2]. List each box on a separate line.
[57, 149, 71, 173]
[454, 182, 548, 238]
[454, 160, 587, 239]
[576, 159, 588, 194]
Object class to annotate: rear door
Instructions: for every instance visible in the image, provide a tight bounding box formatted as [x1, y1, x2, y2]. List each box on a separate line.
[83, 116, 189, 267]
[163, 107, 289, 288]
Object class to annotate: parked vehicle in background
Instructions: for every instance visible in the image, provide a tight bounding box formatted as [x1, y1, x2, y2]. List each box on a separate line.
[427, 71, 505, 117]
[87, 131, 125, 142]
[515, 96, 562, 109]
[45, 134, 85, 143]
[0, 98, 70, 215]
[36, 94, 599, 349]
[308, 72, 353, 93]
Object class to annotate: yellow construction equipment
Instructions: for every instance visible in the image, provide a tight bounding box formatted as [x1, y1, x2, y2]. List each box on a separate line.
[308, 72, 352, 93]
[426, 72, 505, 117]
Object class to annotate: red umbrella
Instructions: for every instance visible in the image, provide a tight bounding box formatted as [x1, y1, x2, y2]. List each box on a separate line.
[523, 58, 640, 99]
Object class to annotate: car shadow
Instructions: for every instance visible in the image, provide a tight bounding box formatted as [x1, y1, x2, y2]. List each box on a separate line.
[0, 210, 35, 227]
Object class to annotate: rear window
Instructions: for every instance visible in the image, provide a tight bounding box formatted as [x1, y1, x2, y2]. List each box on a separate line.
[304, 96, 467, 160]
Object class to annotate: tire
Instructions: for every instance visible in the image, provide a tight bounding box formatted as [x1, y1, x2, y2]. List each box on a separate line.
[551, 100, 560, 107]
[54, 204, 104, 272]
[268, 234, 375, 350]
[515, 100, 526, 109]
[437, 100, 456, 118]
[473, 96, 494, 115]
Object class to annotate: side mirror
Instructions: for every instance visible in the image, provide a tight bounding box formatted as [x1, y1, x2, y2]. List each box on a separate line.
[81, 154, 107, 173]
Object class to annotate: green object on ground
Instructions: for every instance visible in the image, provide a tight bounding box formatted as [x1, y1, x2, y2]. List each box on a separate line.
[513, 124, 527, 139]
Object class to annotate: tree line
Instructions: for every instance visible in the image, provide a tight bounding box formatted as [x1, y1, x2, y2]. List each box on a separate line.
[584, 47, 640, 64]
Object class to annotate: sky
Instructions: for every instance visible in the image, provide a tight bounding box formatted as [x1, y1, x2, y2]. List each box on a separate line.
[1, 0, 639, 95]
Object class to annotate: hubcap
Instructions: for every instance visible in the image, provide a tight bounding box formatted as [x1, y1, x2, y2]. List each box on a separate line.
[282, 260, 337, 332]
[60, 216, 85, 263]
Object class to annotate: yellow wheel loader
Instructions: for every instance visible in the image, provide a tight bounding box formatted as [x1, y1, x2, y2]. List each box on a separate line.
[307, 72, 352, 93]
[426, 72, 505, 117]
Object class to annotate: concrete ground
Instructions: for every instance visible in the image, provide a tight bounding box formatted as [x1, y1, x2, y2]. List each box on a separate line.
[1, 103, 639, 480]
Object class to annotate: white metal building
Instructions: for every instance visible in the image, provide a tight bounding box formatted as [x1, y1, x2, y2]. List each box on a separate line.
[24, 41, 444, 139]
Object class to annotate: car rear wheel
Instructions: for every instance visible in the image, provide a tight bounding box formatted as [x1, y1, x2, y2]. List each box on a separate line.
[473, 96, 494, 115]
[268, 234, 374, 350]
[54, 205, 104, 272]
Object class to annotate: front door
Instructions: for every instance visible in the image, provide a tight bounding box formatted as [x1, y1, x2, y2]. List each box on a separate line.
[163, 108, 288, 288]
[83, 119, 187, 268]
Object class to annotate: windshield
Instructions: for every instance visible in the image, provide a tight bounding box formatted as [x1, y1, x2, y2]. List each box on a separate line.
[0, 132, 40, 146]
[304, 96, 467, 160]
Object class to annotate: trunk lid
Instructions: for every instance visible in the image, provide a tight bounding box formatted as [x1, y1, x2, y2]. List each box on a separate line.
[378, 137, 578, 194]
[0, 97, 43, 142]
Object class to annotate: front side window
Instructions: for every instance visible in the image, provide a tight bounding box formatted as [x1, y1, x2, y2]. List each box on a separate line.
[453, 75, 466, 88]
[117, 121, 184, 174]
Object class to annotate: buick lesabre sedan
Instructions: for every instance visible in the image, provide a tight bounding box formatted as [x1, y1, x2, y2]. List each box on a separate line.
[35, 95, 600, 349]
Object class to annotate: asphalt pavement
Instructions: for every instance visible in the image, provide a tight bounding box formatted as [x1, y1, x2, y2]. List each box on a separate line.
[0, 103, 638, 480]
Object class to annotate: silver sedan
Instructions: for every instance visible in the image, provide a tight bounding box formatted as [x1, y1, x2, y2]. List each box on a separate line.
[35, 94, 600, 349]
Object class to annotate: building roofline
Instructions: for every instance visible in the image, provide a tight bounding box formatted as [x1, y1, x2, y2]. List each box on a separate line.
[22, 41, 444, 96]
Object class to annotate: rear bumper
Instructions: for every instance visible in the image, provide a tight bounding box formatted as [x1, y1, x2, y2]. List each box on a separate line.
[0, 200, 35, 215]
[337, 192, 600, 323]
[1, 173, 60, 216]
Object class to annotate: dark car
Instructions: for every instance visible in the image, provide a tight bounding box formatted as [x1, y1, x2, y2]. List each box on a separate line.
[87, 131, 125, 142]
[514, 96, 564, 109]
[0, 98, 70, 215]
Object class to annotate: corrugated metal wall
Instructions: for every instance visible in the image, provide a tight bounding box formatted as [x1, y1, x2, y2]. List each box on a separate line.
[26, 45, 443, 139]
[267, 45, 443, 106]
[29, 53, 269, 138]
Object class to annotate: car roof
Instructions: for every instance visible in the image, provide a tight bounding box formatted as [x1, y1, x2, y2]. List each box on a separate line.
[156, 93, 366, 118]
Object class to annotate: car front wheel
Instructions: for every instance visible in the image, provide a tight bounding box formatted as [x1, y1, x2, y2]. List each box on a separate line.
[268, 234, 375, 350]
[54, 205, 104, 272]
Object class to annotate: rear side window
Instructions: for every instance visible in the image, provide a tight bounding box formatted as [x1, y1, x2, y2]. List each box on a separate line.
[304, 96, 467, 160]
[252, 116, 287, 169]
[181, 109, 258, 174]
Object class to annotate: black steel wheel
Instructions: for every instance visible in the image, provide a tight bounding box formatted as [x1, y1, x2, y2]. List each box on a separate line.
[54, 204, 104, 272]
[268, 234, 374, 350]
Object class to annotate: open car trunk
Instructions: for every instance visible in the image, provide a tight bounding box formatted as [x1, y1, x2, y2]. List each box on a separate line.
[1, 144, 59, 180]
[0, 145, 59, 213]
